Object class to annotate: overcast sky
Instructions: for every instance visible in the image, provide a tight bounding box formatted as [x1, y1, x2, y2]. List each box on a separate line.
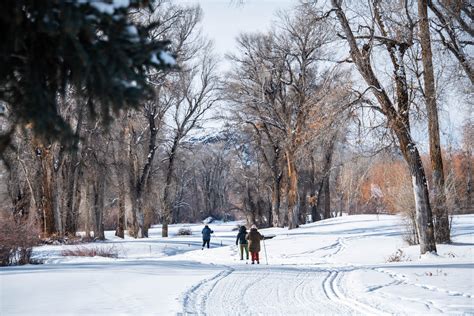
[182, 0, 294, 69]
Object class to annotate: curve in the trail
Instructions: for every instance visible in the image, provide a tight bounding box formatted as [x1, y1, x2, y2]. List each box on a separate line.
[322, 270, 390, 316]
[182, 267, 235, 315]
[181, 265, 388, 316]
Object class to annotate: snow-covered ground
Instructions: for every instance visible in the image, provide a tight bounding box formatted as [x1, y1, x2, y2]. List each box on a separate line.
[1, 214, 473, 315]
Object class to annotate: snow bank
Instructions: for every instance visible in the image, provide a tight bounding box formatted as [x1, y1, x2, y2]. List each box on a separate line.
[1, 215, 473, 315]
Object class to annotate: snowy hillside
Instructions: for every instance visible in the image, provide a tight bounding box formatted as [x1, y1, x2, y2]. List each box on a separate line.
[1, 214, 473, 315]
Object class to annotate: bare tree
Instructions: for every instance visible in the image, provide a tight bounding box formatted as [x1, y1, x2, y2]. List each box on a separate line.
[330, 0, 437, 254]
[124, 2, 207, 238]
[418, 0, 450, 242]
[161, 44, 219, 237]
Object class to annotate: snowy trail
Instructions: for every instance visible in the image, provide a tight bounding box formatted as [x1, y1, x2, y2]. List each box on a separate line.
[2, 215, 473, 315]
[181, 264, 390, 316]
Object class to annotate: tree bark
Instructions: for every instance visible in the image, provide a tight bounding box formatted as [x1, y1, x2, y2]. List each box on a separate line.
[133, 108, 159, 238]
[271, 175, 282, 227]
[419, 0, 450, 243]
[35, 143, 57, 237]
[310, 155, 321, 222]
[162, 137, 179, 237]
[64, 106, 85, 236]
[323, 176, 331, 219]
[332, 0, 437, 254]
[286, 150, 299, 229]
[93, 171, 106, 240]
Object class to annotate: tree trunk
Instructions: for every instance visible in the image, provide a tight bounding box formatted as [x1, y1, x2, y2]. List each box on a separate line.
[64, 106, 84, 236]
[36, 144, 57, 237]
[162, 137, 179, 237]
[465, 148, 473, 213]
[84, 184, 92, 239]
[331, 0, 437, 254]
[247, 181, 256, 225]
[93, 171, 106, 240]
[115, 172, 126, 238]
[418, 0, 450, 243]
[286, 151, 299, 229]
[323, 176, 331, 219]
[300, 183, 308, 223]
[132, 108, 158, 238]
[64, 158, 82, 236]
[271, 173, 282, 227]
[316, 133, 337, 220]
[310, 155, 320, 222]
[315, 178, 324, 218]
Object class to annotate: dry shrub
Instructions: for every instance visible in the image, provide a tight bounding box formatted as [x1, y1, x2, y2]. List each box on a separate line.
[0, 213, 40, 266]
[386, 249, 410, 262]
[62, 245, 119, 258]
[177, 228, 192, 236]
[377, 163, 418, 245]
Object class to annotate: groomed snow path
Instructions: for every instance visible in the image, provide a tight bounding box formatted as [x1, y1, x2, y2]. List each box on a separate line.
[181, 265, 388, 315]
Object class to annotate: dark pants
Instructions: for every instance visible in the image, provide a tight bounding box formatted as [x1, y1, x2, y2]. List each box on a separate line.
[202, 239, 210, 248]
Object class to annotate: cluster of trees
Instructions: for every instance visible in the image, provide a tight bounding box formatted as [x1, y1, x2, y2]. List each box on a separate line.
[0, 0, 472, 257]
[1, 1, 221, 240]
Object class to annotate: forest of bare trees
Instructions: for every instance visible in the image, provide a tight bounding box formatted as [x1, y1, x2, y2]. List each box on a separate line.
[0, 0, 472, 261]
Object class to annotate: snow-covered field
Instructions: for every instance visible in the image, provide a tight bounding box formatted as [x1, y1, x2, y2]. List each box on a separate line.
[1, 214, 473, 315]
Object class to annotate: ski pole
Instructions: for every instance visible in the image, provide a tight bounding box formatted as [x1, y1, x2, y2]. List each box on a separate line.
[263, 238, 268, 265]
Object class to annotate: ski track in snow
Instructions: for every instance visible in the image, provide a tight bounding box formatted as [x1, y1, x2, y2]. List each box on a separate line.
[374, 267, 474, 299]
[322, 269, 390, 316]
[179, 231, 473, 316]
[181, 264, 390, 316]
[6, 215, 470, 315]
[181, 267, 235, 315]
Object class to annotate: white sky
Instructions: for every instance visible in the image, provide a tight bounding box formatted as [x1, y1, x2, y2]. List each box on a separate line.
[181, 0, 294, 69]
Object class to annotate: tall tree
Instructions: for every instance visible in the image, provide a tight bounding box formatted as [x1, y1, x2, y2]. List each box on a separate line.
[418, 0, 450, 242]
[330, 0, 437, 254]
[161, 44, 219, 237]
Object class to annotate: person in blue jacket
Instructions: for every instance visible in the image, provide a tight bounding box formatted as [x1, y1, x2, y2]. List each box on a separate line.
[201, 225, 213, 249]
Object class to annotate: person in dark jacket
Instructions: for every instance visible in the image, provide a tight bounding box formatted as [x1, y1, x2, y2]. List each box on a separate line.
[201, 225, 213, 249]
[236, 225, 249, 260]
[246, 224, 264, 264]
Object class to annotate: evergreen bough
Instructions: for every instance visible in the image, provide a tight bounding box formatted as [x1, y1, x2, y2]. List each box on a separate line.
[0, 0, 175, 149]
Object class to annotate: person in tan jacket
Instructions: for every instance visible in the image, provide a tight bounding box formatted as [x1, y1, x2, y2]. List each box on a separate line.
[246, 224, 264, 264]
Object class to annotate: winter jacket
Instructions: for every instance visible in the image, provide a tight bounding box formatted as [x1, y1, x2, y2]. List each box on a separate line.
[246, 228, 264, 253]
[236, 226, 248, 245]
[202, 226, 213, 241]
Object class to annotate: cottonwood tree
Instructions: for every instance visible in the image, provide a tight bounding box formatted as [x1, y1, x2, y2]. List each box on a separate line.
[123, 2, 207, 238]
[418, 0, 450, 242]
[227, 6, 356, 228]
[161, 43, 220, 237]
[330, 0, 437, 254]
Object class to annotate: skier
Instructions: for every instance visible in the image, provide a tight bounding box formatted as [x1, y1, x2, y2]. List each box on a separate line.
[201, 224, 213, 249]
[246, 224, 264, 264]
[235, 225, 249, 261]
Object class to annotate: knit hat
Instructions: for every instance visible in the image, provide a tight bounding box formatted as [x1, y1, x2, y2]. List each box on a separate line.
[251, 224, 257, 229]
